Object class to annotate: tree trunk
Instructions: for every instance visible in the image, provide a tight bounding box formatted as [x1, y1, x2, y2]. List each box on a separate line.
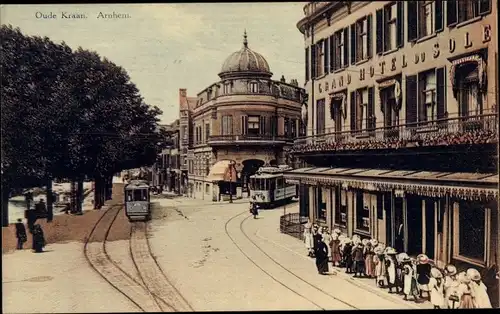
[93, 177, 99, 209]
[46, 178, 53, 222]
[100, 176, 106, 206]
[77, 179, 84, 214]
[2, 185, 10, 227]
[105, 176, 113, 200]
[70, 180, 77, 213]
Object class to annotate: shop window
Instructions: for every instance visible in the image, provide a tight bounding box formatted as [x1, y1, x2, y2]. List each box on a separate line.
[317, 188, 326, 221]
[335, 188, 348, 227]
[355, 192, 370, 233]
[454, 202, 487, 263]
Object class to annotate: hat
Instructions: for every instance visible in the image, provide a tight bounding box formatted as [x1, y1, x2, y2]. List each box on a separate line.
[370, 239, 378, 246]
[458, 272, 471, 284]
[417, 254, 429, 264]
[385, 247, 397, 255]
[352, 234, 361, 242]
[333, 228, 341, 235]
[397, 253, 410, 263]
[466, 268, 481, 281]
[362, 239, 369, 246]
[445, 265, 457, 276]
[431, 267, 443, 279]
[374, 246, 385, 255]
[332, 234, 339, 241]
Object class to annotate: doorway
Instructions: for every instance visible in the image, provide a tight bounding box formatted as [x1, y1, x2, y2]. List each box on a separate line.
[406, 195, 423, 256]
[394, 197, 404, 252]
[424, 198, 436, 259]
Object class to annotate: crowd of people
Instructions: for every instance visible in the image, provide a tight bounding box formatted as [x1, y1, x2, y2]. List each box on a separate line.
[303, 221, 493, 309]
[291, 129, 497, 153]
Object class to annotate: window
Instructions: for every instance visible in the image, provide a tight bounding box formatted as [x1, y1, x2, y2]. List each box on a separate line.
[380, 86, 399, 130]
[221, 115, 233, 135]
[305, 47, 310, 82]
[447, 0, 491, 26]
[205, 123, 210, 141]
[335, 188, 348, 227]
[205, 159, 210, 176]
[420, 1, 434, 37]
[356, 89, 368, 131]
[223, 83, 231, 94]
[291, 119, 297, 138]
[454, 202, 487, 263]
[316, 40, 324, 76]
[376, 2, 403, 54]
[408, 1, 440, 42]
[418, 70, 436, 123]
[355, 192, 370, 233]
[456, 63, 483, 118]
[352, 16, 372, 63]
[205, 184, 210, 194]
[317, 188, 326, 221]
[270, 116, 278, 136]
[333, 29, 348, 70]
[249, 82, 258, 93]
[247, 116, 260, 135]
[316, 99, 325, 135]
[182, 126, 187, 139]
[350, 87, 374, 132]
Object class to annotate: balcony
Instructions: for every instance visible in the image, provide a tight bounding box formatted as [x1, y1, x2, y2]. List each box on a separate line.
[292, 113, 498, 154]
[207, 134, 293, 146]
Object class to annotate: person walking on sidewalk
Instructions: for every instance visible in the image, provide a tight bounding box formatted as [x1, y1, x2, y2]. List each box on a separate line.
[373, 246, 387, 287]
[314, 236, 329, 275]
[385, 247, 399, 293]
[330, 232, 342, 267]
[32, 224, 46, 253]
[15, 219, 27, 250]
[428, 268, 446, 309]
[352, 240, 365, 277]
[402, 256, 419, 301]
[444, 265, 460, 309]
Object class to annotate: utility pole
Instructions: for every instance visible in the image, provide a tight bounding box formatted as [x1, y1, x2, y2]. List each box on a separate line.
[229, 160, 234, 203]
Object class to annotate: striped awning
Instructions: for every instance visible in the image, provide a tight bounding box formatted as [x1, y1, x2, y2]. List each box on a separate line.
[205, 160, 238, 182]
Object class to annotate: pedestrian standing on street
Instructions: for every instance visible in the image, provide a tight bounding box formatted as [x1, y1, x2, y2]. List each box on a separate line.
[373, 246, 387, 287]
[352, 240, 365, 277]
[330, 232, 342, 267]
[457, 272, 476, 309]
[444, 265, 460, 309]
[467, 268, 492, 308]
[314, 236, 329, 275]
[250, 203, 259, 219]
[363, 240, 374, 278]
[32, 224, 46, 253]
[385, 247, 399, 293]
[303, 219, 314, 257]
[342, 239, 354, 274]
[416, 254, 432, 301]
[402, 256, 419, 301]
[321, 228, 332, 263]
[15, 219, 27, 250]
[428, 268, 446, 309]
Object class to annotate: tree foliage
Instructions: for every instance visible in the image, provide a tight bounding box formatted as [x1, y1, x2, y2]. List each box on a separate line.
[1, 24, 168, 192]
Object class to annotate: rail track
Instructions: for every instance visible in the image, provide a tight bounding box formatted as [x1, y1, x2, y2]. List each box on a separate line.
[224, 210, 359, 310]
[84, 203, 193, 312]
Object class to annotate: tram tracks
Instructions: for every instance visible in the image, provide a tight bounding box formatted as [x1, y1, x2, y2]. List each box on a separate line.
[224, 210, 359, 310]
[84, 204, 193, 312]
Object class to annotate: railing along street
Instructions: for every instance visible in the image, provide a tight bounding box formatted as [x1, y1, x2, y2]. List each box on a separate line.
[280, 212, 309, 241]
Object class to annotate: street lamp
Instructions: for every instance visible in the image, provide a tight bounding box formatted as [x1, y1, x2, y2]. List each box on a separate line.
[229, 160, 235, 203]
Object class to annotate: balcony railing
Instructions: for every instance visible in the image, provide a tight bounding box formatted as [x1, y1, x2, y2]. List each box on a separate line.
[292, 113, 498, 153]
[207, 134, 293, 144]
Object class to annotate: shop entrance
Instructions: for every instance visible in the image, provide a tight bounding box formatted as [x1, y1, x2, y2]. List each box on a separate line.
[424, 198, 436, 259]
[406, 195, 423, 256]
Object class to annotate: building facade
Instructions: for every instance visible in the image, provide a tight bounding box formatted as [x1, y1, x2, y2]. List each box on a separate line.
[180, 32, 307, 201]
[286, 0, 499, 306]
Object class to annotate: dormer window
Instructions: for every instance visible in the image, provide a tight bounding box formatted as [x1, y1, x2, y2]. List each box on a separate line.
[249, 82, 258, 93]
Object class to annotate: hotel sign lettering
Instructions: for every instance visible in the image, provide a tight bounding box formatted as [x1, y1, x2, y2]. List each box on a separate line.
[316, 25, 492, 95]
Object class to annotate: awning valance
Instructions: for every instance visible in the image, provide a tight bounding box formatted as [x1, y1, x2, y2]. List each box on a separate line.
[284, 168, 498, 201]
[206, 160, 238, 182]
[450, 54, 486, 96]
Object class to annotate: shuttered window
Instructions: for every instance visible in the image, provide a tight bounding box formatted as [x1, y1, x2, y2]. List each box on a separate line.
[353, 16, 370, 63]
[316, 99, 326, 135]
[350, 91, 356, 132]
[377, 3, 402, 53]
[350, 23, 356, 65]
[408, 2, 418, 42]
[435, 0, 444, 32]
[305, 47, 309, 82]
[343, 28, 349, 67]
[446, 0, 458, 26]
[311, 44, 317, 78]
[376, 9, 384, 55]
[405, 75, 418, 125]
[259, 116, 266, 135]
[448, 0, 491, 27]
[329, 35, 334, 72]
[221, 115, 233, 135]
[367, 87, 375, 130]
[241, 115, 248, 135]
[436, 67, 446, 121]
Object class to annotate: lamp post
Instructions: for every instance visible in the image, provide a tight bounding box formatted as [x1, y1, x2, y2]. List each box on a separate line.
[229, 160, 235, 203]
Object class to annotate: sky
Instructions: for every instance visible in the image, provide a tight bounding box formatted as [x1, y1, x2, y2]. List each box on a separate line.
[1, 3, 306, 124]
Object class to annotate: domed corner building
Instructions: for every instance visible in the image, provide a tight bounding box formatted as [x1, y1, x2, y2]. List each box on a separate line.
[178, 31, 307, 201]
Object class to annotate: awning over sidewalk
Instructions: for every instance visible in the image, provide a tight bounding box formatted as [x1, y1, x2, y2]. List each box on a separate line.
[284, 167, 498, 200]
[206, 160, 238, 183]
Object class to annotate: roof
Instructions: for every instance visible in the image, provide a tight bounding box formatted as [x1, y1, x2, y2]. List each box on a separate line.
[206, 160, 238, 182]
[125, 180, 149, 189]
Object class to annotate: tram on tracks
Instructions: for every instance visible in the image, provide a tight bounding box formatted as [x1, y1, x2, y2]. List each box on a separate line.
[249, 165, 297, 208]
[124, 180, 151, 222]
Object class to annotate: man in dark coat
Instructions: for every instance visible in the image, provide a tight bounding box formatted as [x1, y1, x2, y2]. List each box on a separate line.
[32, 224, 46, 253]
[15, 219, 27, 250]
[314, 237, 329, 275]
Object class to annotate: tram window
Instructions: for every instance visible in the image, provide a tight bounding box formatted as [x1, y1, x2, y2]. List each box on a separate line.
[277, 177, 283, 188]
[269, 178, 276, 190]
[126, 190, 133, 201]
[142, 189, 148, 201]
[250, 178, 255, 190]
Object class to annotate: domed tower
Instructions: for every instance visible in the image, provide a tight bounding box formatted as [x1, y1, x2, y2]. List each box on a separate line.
[218, 31, 273, 79]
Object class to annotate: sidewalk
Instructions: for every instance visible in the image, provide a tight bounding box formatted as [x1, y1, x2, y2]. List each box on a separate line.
[251, 205, 433, 310]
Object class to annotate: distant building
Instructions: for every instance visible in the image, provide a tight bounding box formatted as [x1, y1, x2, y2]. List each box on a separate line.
[180, 31, 307, 201]
[286, 0, 499, 306]
[152, 120, 182, 194]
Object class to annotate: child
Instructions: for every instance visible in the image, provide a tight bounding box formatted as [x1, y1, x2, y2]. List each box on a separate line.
[384, 247, 399, 293]
[330, 233, 342, 267]
[303, 219, 314, 257]
[364, 240, 375, 278]
[416, 254, 432, 301]
[402, 257, 419, 301]
[373, 246, 387, 287]
[428, 268, 446, 309]
[457, 272, 476, 309]
[467, 268, 492, 308]
[443, 265, 460, 309]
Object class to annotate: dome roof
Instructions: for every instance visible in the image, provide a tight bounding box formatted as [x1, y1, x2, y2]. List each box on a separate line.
[219, 31, 272, 78]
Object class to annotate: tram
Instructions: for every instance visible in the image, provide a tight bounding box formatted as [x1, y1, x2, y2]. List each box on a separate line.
[124, 180, 151, 222]
[249, 165, 296, 208]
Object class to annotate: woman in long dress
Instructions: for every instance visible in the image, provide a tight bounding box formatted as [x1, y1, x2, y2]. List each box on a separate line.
[384, 248, 398, 293]
[303, 220, 314, 257]
[443, 265, 460, 309]
[342, 239, 354, 273]
[457, 272, 476, 309]
[322, 228, 332, 263]
[314, 237, 329, 275]
[330, 234, 342, 266]
[467, 268, 492, 308]
[32, 224, 45, 253]
[373, 247, 387, 287]
[402, 257, 419, 301]
[363, 240, 375, 278]
[428, 268, 446, 309]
